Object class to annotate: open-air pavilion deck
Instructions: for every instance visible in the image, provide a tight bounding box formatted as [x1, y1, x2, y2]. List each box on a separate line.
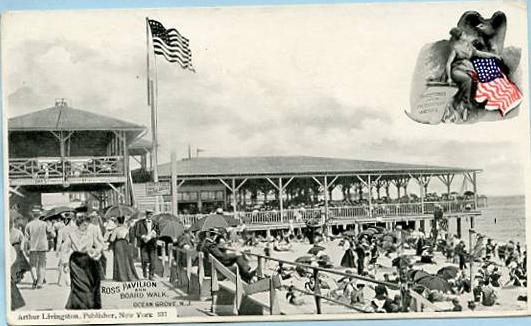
[135, 156, 483, 232]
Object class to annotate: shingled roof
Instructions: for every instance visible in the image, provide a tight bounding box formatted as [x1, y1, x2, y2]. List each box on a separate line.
[9, 103, 146, 140]
[156, 156, 479, 179]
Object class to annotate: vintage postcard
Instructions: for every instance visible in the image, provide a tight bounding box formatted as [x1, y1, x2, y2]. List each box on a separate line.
[2, 1, 530, 325]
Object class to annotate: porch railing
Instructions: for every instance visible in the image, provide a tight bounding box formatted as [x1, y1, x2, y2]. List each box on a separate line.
[152, 199, 479, 225]
[9, 156, 125, 181]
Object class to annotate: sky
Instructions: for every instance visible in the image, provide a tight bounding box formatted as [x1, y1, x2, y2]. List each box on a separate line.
[2, 1, 529, 196]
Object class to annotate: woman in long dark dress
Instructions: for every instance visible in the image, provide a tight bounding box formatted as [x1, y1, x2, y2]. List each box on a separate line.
[355, 241, 366, 275]
[340, 239, 356, 268]
[10, 245, 25, 310]
[62, 214, 103, 310]
[109, 216, 139, 282]
[9, 222, 31, 284]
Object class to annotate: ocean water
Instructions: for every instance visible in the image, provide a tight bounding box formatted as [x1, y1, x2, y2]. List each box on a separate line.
[474, 195, 526, 245]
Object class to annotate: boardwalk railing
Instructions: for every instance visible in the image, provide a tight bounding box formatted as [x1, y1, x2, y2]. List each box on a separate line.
[154, 240, 442, 315]
[152, 199, 480, 225]
[245, 252, 400, 314]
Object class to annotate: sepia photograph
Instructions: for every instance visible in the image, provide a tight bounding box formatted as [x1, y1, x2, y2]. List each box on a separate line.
[2, 1, 529, 324]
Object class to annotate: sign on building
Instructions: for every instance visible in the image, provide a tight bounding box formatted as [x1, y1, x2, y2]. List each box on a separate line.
[146, 182, 171, 196]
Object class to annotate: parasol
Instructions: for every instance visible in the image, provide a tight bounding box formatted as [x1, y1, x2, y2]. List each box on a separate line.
[295, 256, 316, 276]
[317, 254, 333, 268]
[307, 245, 326, 255]
[392, 255, 416, 268]
[153, 213, 179, 225]
[159, 220, 185, 242]
[42, 206, 75, 221]
[190, 214, 229, 232]
[104, 205, 139, 220]
[436, 266, 460, 280]
[407, 269, 431, 282]
[223, 215, 241, 227]
[415, 275, 452, 293]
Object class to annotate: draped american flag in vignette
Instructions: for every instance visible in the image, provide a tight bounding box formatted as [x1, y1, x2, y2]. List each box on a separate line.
[148, 19, 195, 72]
[472, 58, 522, 116]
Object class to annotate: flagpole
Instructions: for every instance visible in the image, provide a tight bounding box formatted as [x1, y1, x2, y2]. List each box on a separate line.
[146, 17, 151, 107]
[146, 17, 160, 211]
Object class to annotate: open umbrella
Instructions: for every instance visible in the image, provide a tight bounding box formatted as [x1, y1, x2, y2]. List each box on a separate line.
[159, 220, 185, 242]
[407, 269, 431, 282]
[317, 254, 333, 268]
[307, 244, 326, 255]
[415, 275, 452, 293]
[42, 206, 75, 220]
[392, 255, 416, 268]
[367, 226, 385, 234]
[190, 214, 229, 232]
[295, 256, 314, 265]
[153, 213, 179, 225]
[295, 256, 316, 276]
[104, 205, 139, 220]
[223, 215, 241, 227]
[436, 266, 459, 280]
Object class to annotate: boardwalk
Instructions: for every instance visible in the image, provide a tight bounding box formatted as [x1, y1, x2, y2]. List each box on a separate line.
[15, 251, 211, 317]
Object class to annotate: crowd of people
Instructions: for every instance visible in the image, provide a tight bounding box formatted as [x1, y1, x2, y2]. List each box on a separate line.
[9, 206, 166, 310]
[194, 215, 527, 313]
[9, 203, 527, 314]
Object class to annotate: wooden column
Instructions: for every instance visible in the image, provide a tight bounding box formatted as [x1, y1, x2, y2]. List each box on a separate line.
[279, 177, 284, 223]
[122, 131, 130, 205]
[367, 174, 372, 217]
[323, 176, 328, 222]
[232, 178, 237, 219]
[171, 151, 178, 215]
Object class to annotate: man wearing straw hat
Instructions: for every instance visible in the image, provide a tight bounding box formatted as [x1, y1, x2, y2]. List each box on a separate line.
[135, 209, 160, 280]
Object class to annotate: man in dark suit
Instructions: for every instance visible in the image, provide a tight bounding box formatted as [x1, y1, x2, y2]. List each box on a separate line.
[135, 210, 160, 280]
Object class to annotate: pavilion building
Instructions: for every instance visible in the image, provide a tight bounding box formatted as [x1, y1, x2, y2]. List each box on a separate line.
[7, 99, 146, 216]
[133, 156, 483, 237]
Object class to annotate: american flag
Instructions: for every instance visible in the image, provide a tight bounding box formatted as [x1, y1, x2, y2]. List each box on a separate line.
[148, 19, 195, 71]
[473, 58, 522, 116]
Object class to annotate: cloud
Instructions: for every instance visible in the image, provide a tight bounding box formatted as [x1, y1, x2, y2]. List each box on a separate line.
[3, 5, 528, 197]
